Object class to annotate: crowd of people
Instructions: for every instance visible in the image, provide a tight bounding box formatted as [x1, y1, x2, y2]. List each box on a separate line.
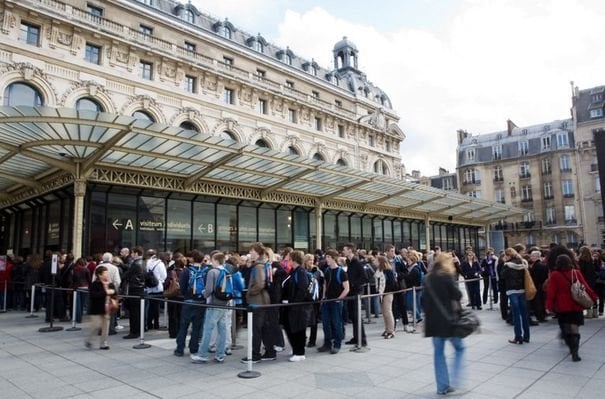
[1, 241, 604, 395]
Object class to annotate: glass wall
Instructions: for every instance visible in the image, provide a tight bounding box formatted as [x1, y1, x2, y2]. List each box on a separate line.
[166, 199, 191, 254]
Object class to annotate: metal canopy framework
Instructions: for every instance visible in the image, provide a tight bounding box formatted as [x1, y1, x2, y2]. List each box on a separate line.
[0, 106, 525, 224]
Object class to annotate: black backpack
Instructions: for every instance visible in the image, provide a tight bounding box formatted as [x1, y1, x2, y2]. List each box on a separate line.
[144, 265, 159, 288]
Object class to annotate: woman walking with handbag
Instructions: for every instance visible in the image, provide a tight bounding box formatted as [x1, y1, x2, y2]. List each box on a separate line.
[85, 266, 117, 350]
[546, 254, 598, 361]
[423, 252, 465, 396]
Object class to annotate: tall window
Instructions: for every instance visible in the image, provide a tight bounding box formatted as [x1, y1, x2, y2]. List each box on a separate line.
[520, 161, 530, 178]
[466, 149, 475, 162]
[559, 154, 571, 172]
[223, 56, 233, 69]
[521, 185, 532, 202]
[544, 182, 553, 199]
[310, 65, 318, 76]
[368, 135, 374, 147]
[255, 41, 264, 53]
[541, 136, 551, 151]
[564, 205, 576, 223]
[493, 144, 502, 160]
[374, 160, 388, 175]
[494, 165, 503, 182]
[567, 232, 577, 246]
[3, 82, 43, 107]
[510, 186, 517, 199]
[287, 109, 296, 123]
[519, 141, 529, 156]
[557, 132, 569, 148]
[527, 233, 535, 246]
[85, 43, 101, 64]
[258, 99, 267, 115]
[596, 176, 601, 193]
[224, 88, 234, 105]
[20, 22, 40, 46]
[464, 168, 480, 184]
[185, 75, 196, 93]
[338, 125, 345, 138]
[220, 26, 232, 39]
[314, 117, 322, 131]
[285, 54, 292, 65]
[562, 179, 574, 197]
[385, 140, 391, 152]
[443, 177, 453, 191]
[183, 9, 194, 23]
[541, 158, 551, 175]
[545, 207, 556, 224]
[495, 188, 505, 204]
[139, 61, 153, 80]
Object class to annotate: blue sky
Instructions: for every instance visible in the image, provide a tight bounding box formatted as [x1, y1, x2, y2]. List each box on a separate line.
[191, 0, 605, 176]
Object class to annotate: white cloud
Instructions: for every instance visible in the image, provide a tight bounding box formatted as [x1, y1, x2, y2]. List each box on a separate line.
[192, 0, 605, 176]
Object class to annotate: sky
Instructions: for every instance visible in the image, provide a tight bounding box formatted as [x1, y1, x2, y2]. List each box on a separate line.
[190, 0, 605, 177]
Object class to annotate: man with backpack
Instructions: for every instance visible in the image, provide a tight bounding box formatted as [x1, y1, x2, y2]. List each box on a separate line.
[174, 250, 208, 357]
[318, 249, 350, 354]
[191, 252, 232, 363]
[343, 243, 367, 347]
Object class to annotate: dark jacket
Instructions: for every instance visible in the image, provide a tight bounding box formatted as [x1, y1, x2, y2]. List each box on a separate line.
[124, 256, 145, 295]
[346, 256, 366, 294]
[88, 281, 116, 315]
[422, 271, 463, 337]
[461, 261, 481, 280]
[578, 259, 597, 290]
[529, 260, 548, 291]
[283, 266, 312, 333]
[502, 261, 526, 293]
[403, 263, 422, 288]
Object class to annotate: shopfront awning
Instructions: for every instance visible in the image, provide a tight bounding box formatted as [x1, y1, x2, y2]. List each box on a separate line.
[0, 106, 525, 224]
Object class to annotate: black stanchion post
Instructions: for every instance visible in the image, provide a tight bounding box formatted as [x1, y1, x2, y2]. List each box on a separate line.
[488, 277, 494, 311]
[160, 297, 168, 330]
[26, 284, 38, 318]
[39, 281, 63, 333]
[238, 306, 260, 379]
[410, 287, 418, 334]
[133, 297, 150, 349]
[353, 295, 369, 353]
[66, 289, 81, 332]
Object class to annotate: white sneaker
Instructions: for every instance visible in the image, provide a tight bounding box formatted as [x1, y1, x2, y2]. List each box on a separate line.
[274, 345, 285, 352]
[190, 354, 209, 363]
[115, 325, 124, 330]
[289, 355, 306, 362]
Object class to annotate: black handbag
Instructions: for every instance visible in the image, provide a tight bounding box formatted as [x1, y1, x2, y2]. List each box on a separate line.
[425, 277, 480, 338]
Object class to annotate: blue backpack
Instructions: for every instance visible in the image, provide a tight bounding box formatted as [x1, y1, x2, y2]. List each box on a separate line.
[252, 261, 274, 292]
[188, 265, 208, 299]
[214, 267, 234, 301]
[294, 269, 319, 301]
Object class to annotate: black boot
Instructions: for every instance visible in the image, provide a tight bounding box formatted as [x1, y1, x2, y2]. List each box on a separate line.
[570, 334, 581, 362]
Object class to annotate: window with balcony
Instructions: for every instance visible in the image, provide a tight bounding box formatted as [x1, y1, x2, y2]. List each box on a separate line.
[223, 56, 233, 69]
[285, 80, 294, 89]
[524, 211, 535, 223]
[564, 205, 576, 224]
[541, 158, 552, 175]
[559, 154, 572, 172]
[184, 41, 196, 52]
[545, 207, 556, 225]
[87, 4, 103, 17]
[521, 185, 532, 202]
[544, 182, 553, 199]
[255, 69, 266, 79]
[557, 132, 569, 148]
[20, 22, 40, 46]
[520, 161, 530, 178]
[541, 136, 551, 151]
[567, 231, 577, 247]
[224, 88, 234, 105]
[493, 144, 502, 160]
[84, 43, 101, 64]
[519, 141, 529, 156]
[493, 165, 503, 182]
[139, 61, 153, 80]
[288, 109, 297, 123]
[464, 168, 480, 185]
[139, 24, 153, 35]
[495, 188, 505, 204]
[510, 186, 517, 199]
[562, 179, 574, 197]
[185, 75, 196, 93]
[258, 99, 267, 115]
[527, 233, 535, 246]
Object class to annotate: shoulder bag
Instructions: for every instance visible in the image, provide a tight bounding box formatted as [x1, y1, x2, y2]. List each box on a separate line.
[425, 277, 480, 338]
[570, 269, 594, 309]
[524, 269, 537, 301]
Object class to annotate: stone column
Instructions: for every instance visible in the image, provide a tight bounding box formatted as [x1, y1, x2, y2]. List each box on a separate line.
[72, 178, 86, 259]
[315, 201, 323, 251]
[424, 214, 431, 252]
[485, 223, 491, 250]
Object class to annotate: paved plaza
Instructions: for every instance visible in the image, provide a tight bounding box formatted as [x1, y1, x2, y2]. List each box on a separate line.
[0, 304, 604, 399]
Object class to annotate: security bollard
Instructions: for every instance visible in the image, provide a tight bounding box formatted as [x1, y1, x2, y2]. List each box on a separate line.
[26, 284, 38, 318]
[238, 307, 260, 379]
[66, 290, 81, 331]
[133, 297, 151, 349]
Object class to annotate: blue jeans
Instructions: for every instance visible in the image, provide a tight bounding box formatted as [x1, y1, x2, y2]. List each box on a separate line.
[197, 307, 228, 358]
[508, 292, 530, 341]
[432, 337, 464, 394]
[175, 300, 205, 354]
[321, 301, 344, 348]
[75, 290, 88, 324]
[406, 290, 422, 321]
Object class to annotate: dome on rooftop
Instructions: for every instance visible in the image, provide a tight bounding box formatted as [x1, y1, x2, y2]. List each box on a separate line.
[333, 36, 358, 52]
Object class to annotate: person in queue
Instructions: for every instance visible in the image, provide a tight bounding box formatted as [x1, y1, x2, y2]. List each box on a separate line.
[318, 249, 350, 354]
[282, 250, 312, 362]
[501, 248, 530, 344]
[123, 246, 145, 339]
[85, 266, 116, 350]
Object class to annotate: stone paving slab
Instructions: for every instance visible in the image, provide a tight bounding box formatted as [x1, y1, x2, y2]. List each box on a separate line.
[1, 304, 604, 399]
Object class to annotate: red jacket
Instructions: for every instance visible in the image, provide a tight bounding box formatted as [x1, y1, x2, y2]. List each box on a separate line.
[546, 269, 598, 313]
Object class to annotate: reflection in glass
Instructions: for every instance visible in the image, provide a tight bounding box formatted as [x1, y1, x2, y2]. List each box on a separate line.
[393, 220, 402, 245]
[383, 218, 393, 244]
[276, 208, 292, 250]
[255, 139, 270, 148]
[4, 82, 43, 106]
[138, 196, 165, 250]
[323, 212, 336, 250]
[337, 213, 349, 246]
[239, 206, 257, 253]
[216, 204, 236, 252]
[193, 201, 215, 253]
[258, 207, 275, 248]
[293, 209, 309, 251]
[179, 121, 199, 132]
[132, 110, 155, 121]
[219, 130, 236, 142]
[362, 216, 372, 250]
[106, 193, 137, 253]
[76, 97, 103, 112]
[89, 192, 106, 255]
[166, 199, 191, 253]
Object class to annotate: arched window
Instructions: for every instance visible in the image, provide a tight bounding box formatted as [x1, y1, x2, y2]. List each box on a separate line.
[183, 9, 194, 24]
[336, 158, 347, 167]
[219, 130, 236, 142]
[313, 153, 324, 162]
[179, 121, 199, 132]
[285, 54, 292, 65]
[75, 97, 103, 112]
[3, 82, 43, 106]
[255, 139, 270, 148]
[311, 65, 318, 76]
[132, 110, 155, 121]
[373, 160, 388, 175]
[288, 146, 299, 156]
[221, 26, 232, 40]
[255, 41, 263, 53]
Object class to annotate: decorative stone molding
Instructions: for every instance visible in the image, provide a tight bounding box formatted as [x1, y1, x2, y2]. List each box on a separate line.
[249, 127, 276, 148]
[121, 94, 165, 123]
[1, 10, 17, 35]
[0, 173, 74, 209]
[169, 107, 209, 133]
[212, 117, 243, 142]
[60, 81, 117, 112]
[0, 62, 58, 106]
